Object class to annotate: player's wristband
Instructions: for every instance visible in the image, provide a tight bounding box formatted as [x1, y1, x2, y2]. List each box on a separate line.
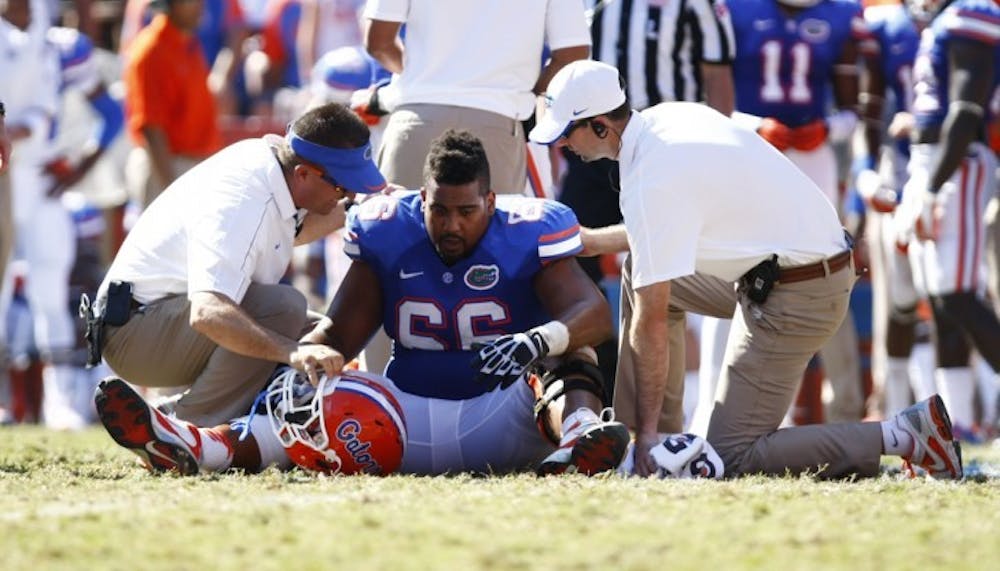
[530, 320, 570, 356]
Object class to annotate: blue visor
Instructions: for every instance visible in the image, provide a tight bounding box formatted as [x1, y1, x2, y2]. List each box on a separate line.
[286, 128, 386, 194]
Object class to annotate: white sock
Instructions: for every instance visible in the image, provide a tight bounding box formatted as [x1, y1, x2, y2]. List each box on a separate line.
[880, 419, 914, 456]
[682, 370, 699, 431]
[561, 408, 598, 440]
[936, 367, 975, 429]
[909, 343, 936, 401]
[233, 413, 292, 470]
[973, 355, 999, 427]
[196, 425, 234, 472]
[884, 357, 912, 416]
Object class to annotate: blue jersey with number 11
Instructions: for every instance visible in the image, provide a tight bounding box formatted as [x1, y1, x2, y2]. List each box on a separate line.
[344, 192, 583, 400]
[729, 0, 870, 127]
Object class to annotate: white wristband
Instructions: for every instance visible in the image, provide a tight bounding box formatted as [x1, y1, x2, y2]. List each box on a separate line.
[533, 320, 570, 356]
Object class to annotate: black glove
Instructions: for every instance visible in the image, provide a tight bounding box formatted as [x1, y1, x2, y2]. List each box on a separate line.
[471, 329, 550, 390]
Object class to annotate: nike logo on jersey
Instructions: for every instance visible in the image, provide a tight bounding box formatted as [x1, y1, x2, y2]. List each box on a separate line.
[399, 269, 424, 279]
[753, 19, 774, 31]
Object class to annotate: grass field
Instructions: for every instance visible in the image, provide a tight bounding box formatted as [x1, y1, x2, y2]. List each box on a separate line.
[2, 425, 999, 571]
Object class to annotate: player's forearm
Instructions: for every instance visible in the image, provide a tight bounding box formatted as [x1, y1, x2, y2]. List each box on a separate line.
[533, 45, 590, 95]
[579, 224, 629, 257]
[928, 107, 983, 193]
[189, 291, 299, 364]
[364, 20, 404, 74]
[141, 126, 176, 189]
[555, 297, 613, 352]
[630, 309, 670, 438]
[701, 63, 735, 117]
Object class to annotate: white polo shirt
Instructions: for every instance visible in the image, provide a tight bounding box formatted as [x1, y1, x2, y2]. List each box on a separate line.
[618, 102, 846, 288]
[363, 0, 590, 120]
[100, 138, 300, 305]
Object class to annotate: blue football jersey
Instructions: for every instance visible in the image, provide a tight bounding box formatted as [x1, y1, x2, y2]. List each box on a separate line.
[46, 27, 97, 94]
[344, 192, 583, 400]
[866, 3, 920, 114]
[866, 2, 920, 157]
[728, 0, 872, 126]
[913, 0, 1000, 130]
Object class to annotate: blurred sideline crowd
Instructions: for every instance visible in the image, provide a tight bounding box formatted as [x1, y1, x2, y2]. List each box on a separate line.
[1, 0, 999, 450]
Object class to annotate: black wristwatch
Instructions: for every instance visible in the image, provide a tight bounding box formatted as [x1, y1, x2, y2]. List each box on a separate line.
[0, 101, 5, 118]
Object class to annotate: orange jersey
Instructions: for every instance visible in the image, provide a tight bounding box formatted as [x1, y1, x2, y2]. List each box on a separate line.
[123, 15, 222, 157]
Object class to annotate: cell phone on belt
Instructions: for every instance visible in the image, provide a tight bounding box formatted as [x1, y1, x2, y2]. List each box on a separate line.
[103, 280, 134, 326]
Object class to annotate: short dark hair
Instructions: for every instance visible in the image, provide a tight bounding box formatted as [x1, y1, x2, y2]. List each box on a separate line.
[292, 103, 370, 149]
[279, 103, 371, 166]
[423, 129, 491, 194]
[606, 75, 631, 121]
[606, 100, 631, 121]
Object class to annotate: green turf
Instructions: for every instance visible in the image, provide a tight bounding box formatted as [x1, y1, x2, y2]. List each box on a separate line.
[1, 425, 997, 571]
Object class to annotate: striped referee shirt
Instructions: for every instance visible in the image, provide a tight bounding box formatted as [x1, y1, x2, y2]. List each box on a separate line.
[589, 0, 735, 110]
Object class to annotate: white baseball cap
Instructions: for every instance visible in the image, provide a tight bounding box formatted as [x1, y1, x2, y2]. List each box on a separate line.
[529, 60, 627, 145]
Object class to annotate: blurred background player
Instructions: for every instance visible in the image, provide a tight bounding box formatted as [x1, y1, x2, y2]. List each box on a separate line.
[119, 0, 249, 115]
[245, 0, 364, 117]
[122, 0, 222, 208]
[0, 0, 70, 428]
[726, 0, 879, 425]
[34, 23, 125, 428]
[897, 0, 1000, 440]
[855, 0, 925, 419]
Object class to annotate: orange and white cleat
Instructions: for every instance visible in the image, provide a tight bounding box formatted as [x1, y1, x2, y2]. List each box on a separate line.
[95, 377, 201, 475]
[537, 408, 630, 476]
[895, 394, 963, 480]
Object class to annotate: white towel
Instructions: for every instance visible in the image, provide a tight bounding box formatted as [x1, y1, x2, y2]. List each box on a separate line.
[617, 433, 724, 479]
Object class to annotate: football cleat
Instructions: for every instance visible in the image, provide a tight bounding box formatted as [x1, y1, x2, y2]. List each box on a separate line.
[895, 394, 963, 480]
[95, 377, 200, 475]
[537, 408, 630, 476]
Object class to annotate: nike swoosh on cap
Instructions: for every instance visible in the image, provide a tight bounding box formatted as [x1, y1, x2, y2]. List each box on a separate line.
[572, 108, 589, 116]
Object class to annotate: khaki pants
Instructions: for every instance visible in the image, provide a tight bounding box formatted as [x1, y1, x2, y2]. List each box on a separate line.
[615, 255, 884, 478]
[378, 104, 526, 194]
[102, 283, 311, 427]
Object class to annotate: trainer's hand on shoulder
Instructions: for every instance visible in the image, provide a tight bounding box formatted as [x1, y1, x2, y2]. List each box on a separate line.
[290, 344, 346, 386]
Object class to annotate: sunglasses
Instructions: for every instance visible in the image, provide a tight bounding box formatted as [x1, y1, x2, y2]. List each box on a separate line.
[301, 161, 345, 192]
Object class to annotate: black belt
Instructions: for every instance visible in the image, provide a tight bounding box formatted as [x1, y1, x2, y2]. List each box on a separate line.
[778, 250, 853, 284]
